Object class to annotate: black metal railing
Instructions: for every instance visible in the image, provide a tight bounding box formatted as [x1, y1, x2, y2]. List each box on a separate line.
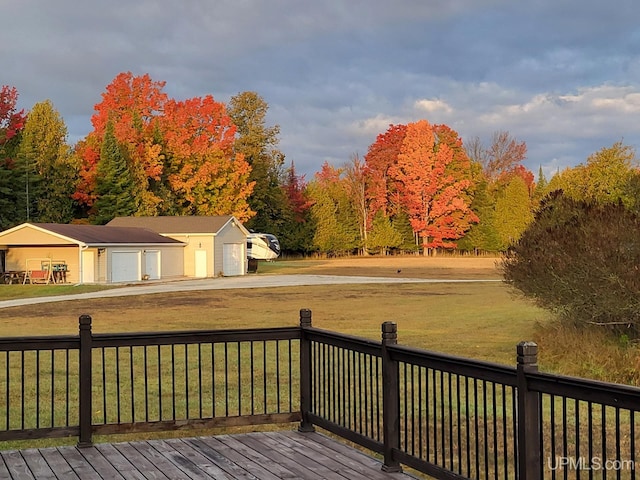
[0, 314, 301, 445]
[2, 309, 640, 479]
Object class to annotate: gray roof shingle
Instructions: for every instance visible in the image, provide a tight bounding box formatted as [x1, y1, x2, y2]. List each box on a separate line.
[32, 223, 184, 245]
[107, 216, 234, 234]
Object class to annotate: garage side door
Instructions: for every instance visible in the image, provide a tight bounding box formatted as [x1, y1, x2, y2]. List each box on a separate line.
[223, 243, 243, 276]
[111, 251, 141, 283]
[144, 250, 161, 280]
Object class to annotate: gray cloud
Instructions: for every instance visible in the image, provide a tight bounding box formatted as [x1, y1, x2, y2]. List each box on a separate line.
[2, 0, 640, 179]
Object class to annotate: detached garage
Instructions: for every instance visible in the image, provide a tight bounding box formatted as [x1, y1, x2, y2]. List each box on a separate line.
[0, 223, 185, 284]
[107, 215, 250, 277]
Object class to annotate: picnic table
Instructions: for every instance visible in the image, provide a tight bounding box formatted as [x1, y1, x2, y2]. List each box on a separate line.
[1, 271, 25, 284]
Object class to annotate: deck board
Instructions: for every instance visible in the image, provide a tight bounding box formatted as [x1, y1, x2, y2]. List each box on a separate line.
[37, 448, 80, 480]
[0, 431, 419, 479]
[16, 449, 56, 479]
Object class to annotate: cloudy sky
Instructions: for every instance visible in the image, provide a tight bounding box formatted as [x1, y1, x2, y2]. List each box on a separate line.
[3, 1, 640, 179]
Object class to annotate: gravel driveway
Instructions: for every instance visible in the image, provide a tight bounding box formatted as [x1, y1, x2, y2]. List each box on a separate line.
[0, 274, 498, 309]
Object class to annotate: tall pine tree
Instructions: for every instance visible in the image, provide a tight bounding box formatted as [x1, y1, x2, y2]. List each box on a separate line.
[93, 121, 138, 224]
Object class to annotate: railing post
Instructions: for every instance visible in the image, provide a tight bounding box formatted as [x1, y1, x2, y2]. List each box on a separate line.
[78, 314, 93, 447]
[516, 341, 540, 480]
[299, 308, 315, 432]
[381, 321, 402, 473]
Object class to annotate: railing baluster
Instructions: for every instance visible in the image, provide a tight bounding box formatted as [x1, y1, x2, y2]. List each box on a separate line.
[130, 346, 136, 422]
[615, 407, 621, 480]
[21, 351, 25, 430]
[144, 346, 150, 422]
[474, 377, 480, 479]
[198, 343, 203, 418]
[576, 399, 581, 480]
[263, 340, 268, 414]
[50, 350, 55, 428]
[631, 410, 636, 480]
[157, 345, 162, 422]
[250, 341, 255, 415]
[501, 384, 508, 480]
[35, 350, 40, 428]
[211, 341, 216, 417]
[483, 379, 489, 480]
[442, 371, 447, 468]
[418, 365, 423, 460]
[466, 376, 472, 477]
[403, 362, 408, 453]
[4, 352, 8, 430]
[170, 344, 175, 420]
[588, 401, 594, 480]
[562, 396, 568, 480]
[550, 394, 556, 480]
[435, 368, 439, 466]
[602, 404, 607, 480]
[288, 340, 293, 413]
[458, 374, 463, 475]
[449, 372, 454, 472]
[238, 341, 242, 416]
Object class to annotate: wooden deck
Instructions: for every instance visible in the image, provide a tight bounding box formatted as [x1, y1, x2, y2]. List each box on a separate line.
[0, 430, 419, 479]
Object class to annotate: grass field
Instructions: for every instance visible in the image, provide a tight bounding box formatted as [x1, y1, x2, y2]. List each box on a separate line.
[0, 256, 550, 367]
[1, 256, 635, 463]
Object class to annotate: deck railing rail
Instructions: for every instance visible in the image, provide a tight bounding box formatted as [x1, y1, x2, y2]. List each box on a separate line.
[2, 309, 640, 479]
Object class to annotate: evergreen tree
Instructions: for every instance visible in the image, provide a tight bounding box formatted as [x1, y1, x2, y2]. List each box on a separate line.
[0, 85, 26, 229]
[308, 163, 360, 255]
[367, 211, 402, 255]
[532, 166, 548, 202]
[494, 176, 534, 249]
[0, 134, 22, 229]
[457, 178, 501, 253]
[279, 162, 315, 255]
[391, 210, 419, 253]
[93, 121, 138, 224]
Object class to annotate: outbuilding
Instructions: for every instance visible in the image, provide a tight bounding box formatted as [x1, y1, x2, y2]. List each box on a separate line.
[107, 215, 250, 277]
[0, 223, 185, 284]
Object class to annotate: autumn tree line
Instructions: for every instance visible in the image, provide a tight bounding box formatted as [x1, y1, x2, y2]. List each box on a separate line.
[1, 73, 638, 258]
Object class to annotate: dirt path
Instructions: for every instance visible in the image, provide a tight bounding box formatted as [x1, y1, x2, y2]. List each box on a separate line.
[274, 256, 501, 279]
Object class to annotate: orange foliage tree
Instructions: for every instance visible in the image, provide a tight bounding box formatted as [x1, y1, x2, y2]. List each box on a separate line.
[363, 123, 407, 220]
[160, 96, 254, 221]
[387, 120, 478, 254]
[73, 72, 254, 222]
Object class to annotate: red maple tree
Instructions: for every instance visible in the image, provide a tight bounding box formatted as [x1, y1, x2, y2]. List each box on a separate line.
[0, 85, 26, 147]
[284, 162, 312, 222]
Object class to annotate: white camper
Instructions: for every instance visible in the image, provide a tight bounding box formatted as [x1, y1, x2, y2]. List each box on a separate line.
[247, 233, 281, 261]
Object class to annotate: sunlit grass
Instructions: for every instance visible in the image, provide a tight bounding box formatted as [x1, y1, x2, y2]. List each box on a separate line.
[0, 284, 116, 301]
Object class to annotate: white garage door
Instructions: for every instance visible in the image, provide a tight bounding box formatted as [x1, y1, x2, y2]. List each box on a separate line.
[111, 251, 141, 283]
[144, 250, 161, 280]
[223, 243, 244, 276]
